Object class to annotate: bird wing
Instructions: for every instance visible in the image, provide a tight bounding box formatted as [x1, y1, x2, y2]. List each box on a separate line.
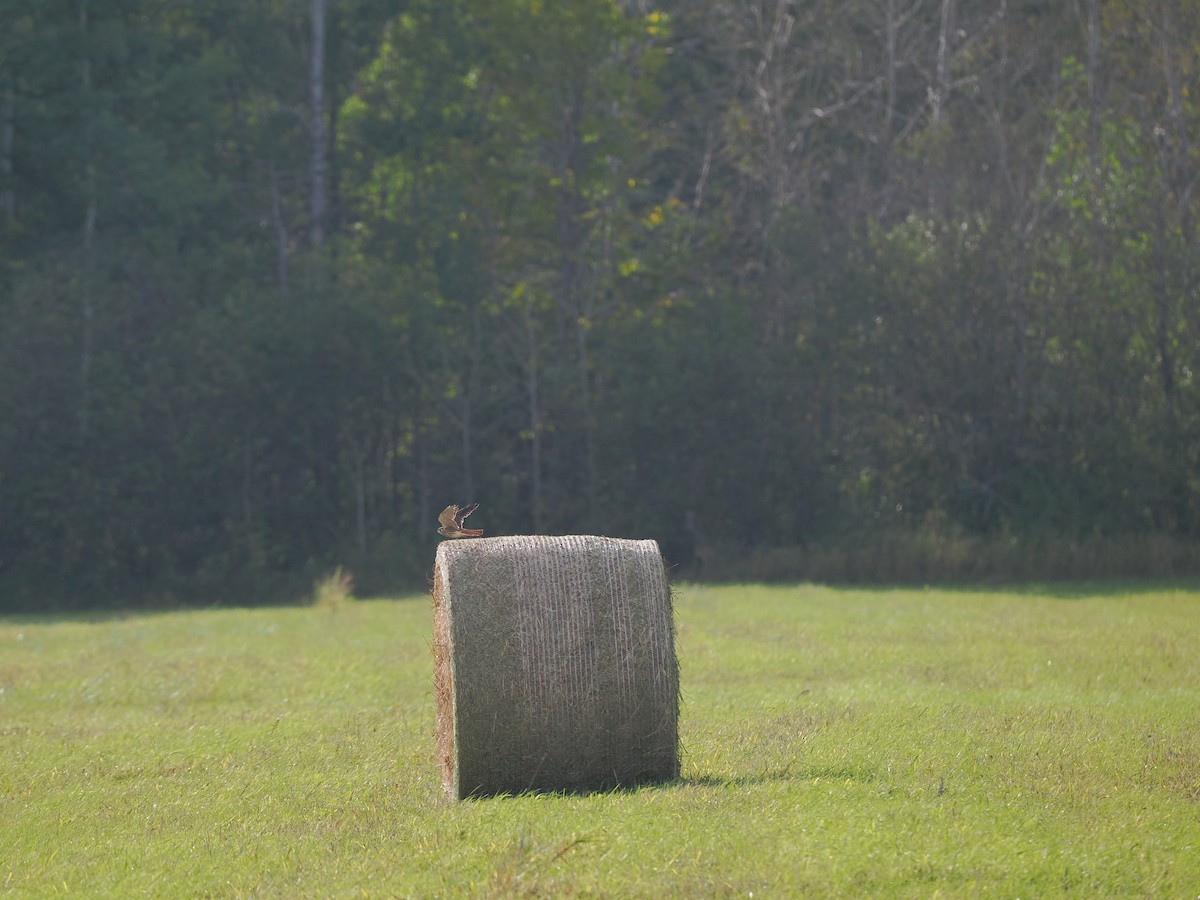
[455, 502, 479, 526]
[438, 505, 460, 529]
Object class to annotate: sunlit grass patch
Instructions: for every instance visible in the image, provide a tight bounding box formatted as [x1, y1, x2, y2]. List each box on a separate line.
[2, 583, 1198, 895]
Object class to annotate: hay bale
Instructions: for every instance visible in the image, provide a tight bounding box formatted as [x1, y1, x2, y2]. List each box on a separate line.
[432, 535, 679, 799]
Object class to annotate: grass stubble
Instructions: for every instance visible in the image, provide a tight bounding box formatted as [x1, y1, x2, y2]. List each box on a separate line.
[1, 582, 1198, 896]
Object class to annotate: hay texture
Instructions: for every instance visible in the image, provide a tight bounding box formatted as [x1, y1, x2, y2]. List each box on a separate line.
[433, 535, 679, 800]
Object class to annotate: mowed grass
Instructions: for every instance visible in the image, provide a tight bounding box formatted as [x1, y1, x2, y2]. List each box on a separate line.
[2, 583, 1199, 897]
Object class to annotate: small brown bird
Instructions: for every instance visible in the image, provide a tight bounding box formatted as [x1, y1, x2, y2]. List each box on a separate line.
[437, 502, 483, 538]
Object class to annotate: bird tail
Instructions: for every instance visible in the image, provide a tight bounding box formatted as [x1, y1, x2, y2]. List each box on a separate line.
[462, 528, 484, 537]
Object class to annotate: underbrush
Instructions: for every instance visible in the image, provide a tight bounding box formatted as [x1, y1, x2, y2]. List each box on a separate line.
[690, 531, 1200, 585]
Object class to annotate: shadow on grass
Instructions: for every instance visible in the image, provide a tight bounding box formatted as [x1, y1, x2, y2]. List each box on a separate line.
[466, 764, 879, 800]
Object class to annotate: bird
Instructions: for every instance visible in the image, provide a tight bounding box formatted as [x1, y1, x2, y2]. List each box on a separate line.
[437, 502, 483, 538]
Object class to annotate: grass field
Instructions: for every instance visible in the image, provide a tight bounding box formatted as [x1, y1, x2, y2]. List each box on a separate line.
[2, 582, 1199, 896]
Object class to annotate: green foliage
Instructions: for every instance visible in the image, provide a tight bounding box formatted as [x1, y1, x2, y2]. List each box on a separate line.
[2, 584, 1199, 893]
[1, 0, 1199, 607]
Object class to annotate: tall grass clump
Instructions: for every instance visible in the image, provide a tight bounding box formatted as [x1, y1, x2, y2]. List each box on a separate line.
[311, 565, 354, 611]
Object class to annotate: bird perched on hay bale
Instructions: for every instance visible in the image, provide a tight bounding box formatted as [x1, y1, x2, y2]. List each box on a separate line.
[437, 503, 483, 538]
[432, 534, 679, 799]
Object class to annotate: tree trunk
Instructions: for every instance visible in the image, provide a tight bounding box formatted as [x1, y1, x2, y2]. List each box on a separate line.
[269, 160, 289, 295]
[308, 0, 327, 255]
[1084, 0, 1102, 126]
[1154, 0, 1183, 432]
[928, 0, 954, 214]
[460, 303, 485, 503]
[1154, 251, 1175, 430]
[355, 445, 367, 558]
[242, 430, 257, 563]
[932, 0, 953, 127]
[526, 301, 543, 533]
[80, 195, 96, 437]
[1009, 244, 1030, 453]
[417, 414, 431, 540]
[1, 86, 14, 229]
[576, 318, 597, 525]
[554, 91, 600, 524]
[884, 0, 897, 139]
[78, 0, 96, 437]
[460, 400, 475, 503]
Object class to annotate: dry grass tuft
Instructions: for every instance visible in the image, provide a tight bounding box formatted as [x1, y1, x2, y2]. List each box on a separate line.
[312, 566, 354, 611]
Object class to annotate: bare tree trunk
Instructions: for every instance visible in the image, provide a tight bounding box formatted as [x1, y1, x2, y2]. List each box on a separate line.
[1, 86, 14, 229]
[576, 318, 597, 523]
[460, 312, 481, 503]
[1160, 0, 1185, 128]
[884, 0, 897, 139]
[1009, 250, 1030, 450]
[460, 401, 475, 503]
[749, 0, 797, 337]
[355, 445, 367, 558]
[692, 126, 715, 213]
[269, 160, 289, 295]
[554, 92, 583, 353]
[308, 0, 327, 255]
[1154, 0, 1182, 431]
[417, 415, 431, 539]
[326, 52, 343, 242]
[1159, 0, 1195, 438]
[928, 0, 954, 214]
[80, 196, 96, 437]
[1083, 0, 1104, 240]
[525, 302, 544, 533]
[78, 0, 96, 437]
[554, 90, 601, 524]
[932, 0, 953, 127]
[1154, 242, 1176, 430]
[1084, 0, 1103, 131]
[242, 429, 257, 562]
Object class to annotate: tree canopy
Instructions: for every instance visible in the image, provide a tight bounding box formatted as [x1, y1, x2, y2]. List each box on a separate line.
[2, 0, 1197, 608]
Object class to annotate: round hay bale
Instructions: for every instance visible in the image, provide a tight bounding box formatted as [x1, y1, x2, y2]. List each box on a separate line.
[432, 535, 679, 799]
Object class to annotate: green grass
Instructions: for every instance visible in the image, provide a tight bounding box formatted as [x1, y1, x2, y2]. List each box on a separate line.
[2, 584, 1199, 896]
